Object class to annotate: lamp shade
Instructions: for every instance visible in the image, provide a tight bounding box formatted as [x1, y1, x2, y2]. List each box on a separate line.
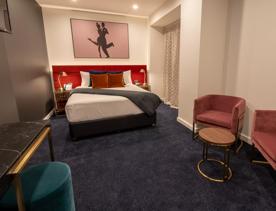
[58, 72, 68, 91]
[59, 72, 68, 77]
[139, 69, 147, 85]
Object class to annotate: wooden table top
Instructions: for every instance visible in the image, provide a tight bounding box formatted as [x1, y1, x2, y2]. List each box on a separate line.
[199, 127, 235, 146]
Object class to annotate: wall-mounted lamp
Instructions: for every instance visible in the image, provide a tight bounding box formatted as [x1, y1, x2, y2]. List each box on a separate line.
[58, 71, 68, 92]
[140, 69, 147, 86]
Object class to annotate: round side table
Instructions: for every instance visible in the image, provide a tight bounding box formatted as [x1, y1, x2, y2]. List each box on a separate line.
[197, 127, 235, 182]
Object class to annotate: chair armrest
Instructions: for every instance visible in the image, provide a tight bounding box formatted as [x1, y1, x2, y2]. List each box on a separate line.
[231, 100, 246, 135]
[193, 95, 211, 122]
[253, 110, 276, 133]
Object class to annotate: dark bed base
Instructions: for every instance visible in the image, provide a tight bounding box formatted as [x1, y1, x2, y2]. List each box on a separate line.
[69, 113, 156, 141]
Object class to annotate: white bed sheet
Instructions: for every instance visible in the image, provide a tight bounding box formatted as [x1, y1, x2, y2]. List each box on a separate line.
[65, 84, 147, 123]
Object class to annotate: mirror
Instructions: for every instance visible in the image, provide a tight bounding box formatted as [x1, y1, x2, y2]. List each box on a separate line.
[0, 0, 11, 33]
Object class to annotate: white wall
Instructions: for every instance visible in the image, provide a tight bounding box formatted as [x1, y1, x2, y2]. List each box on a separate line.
[148, 27, 165, 98]
[178, 0, 230, 127]
[42, 8, 148, 66]
[224, 0, 276, 139]
[177, 0, 203, 126]
[198, 0, 229, 96]
[149, 1, 181, 99]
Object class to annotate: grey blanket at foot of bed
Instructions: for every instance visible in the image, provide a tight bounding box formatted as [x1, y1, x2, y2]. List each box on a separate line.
[70, 88, 162, 116]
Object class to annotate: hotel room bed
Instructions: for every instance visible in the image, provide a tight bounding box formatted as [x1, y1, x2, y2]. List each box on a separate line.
[66, 84, 145, 123]
[65, 84, 159, 140]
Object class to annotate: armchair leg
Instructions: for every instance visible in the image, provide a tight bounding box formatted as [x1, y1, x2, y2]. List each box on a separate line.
[235, 139, 243, 154]
[250, 143, 256, 162]
[192, 122, 198, 140]
[252, 160, 270, 165]
[250, 144, 270, 165]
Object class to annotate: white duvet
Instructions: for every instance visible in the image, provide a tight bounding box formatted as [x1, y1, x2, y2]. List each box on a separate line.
[65, 84, 147, 123]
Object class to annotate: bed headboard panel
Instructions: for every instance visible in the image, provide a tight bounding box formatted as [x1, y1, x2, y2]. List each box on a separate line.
[52, 65, 147, 90]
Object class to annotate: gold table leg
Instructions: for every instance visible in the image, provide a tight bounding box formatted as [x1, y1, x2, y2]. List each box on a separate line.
[197, 159, 232, 183]
[197, 143, 232, 183]
[47, 128, 55, 161]
[235, 139, 243, 154]
[13, 174, 26, 211]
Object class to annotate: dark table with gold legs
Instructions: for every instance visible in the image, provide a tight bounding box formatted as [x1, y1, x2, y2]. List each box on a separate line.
[196, 127, 235, 183]
[0, 121, 55, 211]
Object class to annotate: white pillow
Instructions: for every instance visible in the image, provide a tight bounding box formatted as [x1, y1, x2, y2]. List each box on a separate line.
[123, 70, 133, 85]
[80, 71, 90, 87]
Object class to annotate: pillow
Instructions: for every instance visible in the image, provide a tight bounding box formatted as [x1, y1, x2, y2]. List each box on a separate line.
[123, 70, 133, 85]
[90, 74, 109, 88]
[109, 71, 122, 74]
[108, 73, 124, 88]
[80, 71, 90, 87]
[89, 70, 107, 74]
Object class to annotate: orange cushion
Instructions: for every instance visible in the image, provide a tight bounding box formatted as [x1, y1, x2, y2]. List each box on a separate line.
[108, 73, 124, 88]
[90, 74, 108, 88]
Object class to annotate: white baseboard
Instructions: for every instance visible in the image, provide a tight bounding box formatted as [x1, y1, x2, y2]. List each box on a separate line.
[176, 116, 252, 145]
[240, 133, 251, 145]
[162, 99, 179, 109]
[177, 117, 193, 130]
[43, 109, 54, 120]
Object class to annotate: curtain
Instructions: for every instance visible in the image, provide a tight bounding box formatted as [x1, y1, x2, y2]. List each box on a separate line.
[163, 22, 180, 107]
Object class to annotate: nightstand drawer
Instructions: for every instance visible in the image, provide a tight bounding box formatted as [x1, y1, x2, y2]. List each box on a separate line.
[55, 91, 70, 114]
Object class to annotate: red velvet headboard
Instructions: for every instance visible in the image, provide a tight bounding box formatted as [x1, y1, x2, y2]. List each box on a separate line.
[52, 65, 147, 90]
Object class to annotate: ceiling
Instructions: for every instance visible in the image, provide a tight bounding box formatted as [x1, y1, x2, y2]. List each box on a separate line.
[36, 0, 168, 17]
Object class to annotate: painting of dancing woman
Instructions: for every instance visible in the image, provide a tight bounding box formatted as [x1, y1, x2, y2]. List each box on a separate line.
[71, 19, 129, 58]
[88, 22, 114, 58]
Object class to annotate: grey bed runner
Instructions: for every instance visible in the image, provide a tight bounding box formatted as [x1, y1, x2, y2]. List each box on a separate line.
[70, 88, 162, 116]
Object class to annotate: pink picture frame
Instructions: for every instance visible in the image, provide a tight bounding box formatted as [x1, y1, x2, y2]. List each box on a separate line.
[70, 19, 129, 59]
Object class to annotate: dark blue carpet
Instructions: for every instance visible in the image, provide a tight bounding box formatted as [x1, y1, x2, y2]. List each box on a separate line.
[30, 104, 276, 211]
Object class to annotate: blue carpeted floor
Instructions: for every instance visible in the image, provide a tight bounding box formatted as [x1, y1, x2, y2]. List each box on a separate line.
[30, 104, 276, 211]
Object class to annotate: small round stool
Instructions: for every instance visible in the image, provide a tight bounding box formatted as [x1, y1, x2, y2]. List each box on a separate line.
[197, 127, 235, 183]
[0, 162, 75, 211]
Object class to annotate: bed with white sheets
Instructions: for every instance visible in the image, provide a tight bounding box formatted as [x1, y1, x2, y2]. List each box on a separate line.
[66, 84, 145, 123]
[65, 84, 158, 140]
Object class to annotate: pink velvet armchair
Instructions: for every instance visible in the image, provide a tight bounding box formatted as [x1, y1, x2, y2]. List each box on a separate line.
[251, 110, 276, 170]
[193, 95, 246, 152]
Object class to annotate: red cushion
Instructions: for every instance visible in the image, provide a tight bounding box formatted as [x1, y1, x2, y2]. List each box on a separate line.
[196, 110, 232, 129]
[253, 132, 276, 161]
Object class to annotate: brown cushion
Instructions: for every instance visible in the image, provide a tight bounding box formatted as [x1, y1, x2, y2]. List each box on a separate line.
[90, 74, 108, 88]
[108, 73, 124, 88]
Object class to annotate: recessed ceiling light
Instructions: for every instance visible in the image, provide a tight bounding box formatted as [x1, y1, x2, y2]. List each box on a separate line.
[132, 4, 139, 10]
[71, 0, 77, 2]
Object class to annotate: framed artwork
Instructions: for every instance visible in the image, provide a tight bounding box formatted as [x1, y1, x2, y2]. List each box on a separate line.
[0, 0, 12, 33]
[70, 19, 129, 59]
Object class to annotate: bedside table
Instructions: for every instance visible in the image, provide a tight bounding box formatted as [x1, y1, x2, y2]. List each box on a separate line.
[137, 84, 151, 91]
[55, 90, 70, 114]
